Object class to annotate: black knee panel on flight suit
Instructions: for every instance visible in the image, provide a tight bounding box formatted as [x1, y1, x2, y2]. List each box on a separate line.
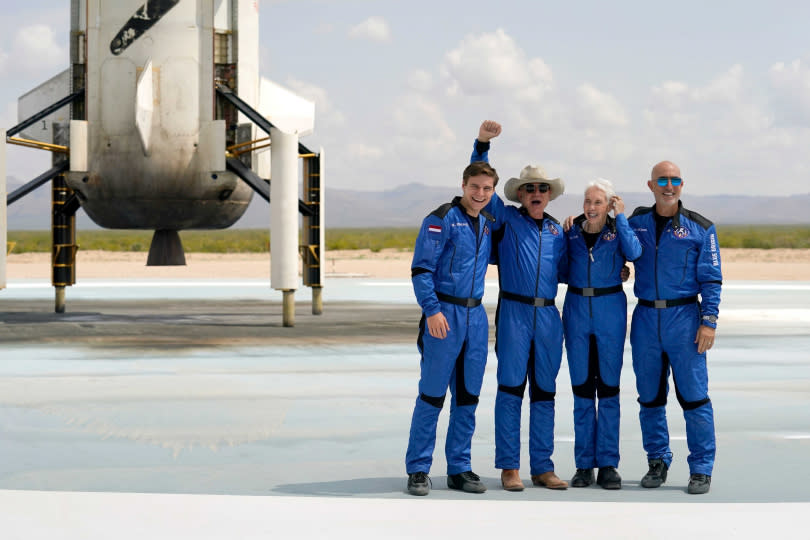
[674, 386, 711, 411]
[638, 352, 670, 408]
[453, 342, 479, 407]
[572, 334, 619, 400]
[419, 392, 446, 409]
[527, 341, 556, 403]
[416, 329, 479, 408]
[498, 379, 527, 398]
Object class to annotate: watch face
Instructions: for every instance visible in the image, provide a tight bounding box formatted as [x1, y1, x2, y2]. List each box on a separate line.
[703, 315, 717, 323]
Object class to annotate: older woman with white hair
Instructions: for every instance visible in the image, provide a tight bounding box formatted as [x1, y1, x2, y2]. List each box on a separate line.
[562, 178, 642, 489]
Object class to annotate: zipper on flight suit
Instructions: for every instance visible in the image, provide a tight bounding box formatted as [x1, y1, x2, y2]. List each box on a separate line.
[654, 219, 665, 341]
[587, 243, 594, 319]
[532, 218, 543, 331]
[466, 213, 483, 327]
[585, 222, 601, 319]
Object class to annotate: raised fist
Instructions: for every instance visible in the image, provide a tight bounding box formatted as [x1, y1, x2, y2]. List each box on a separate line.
[478, 120, 502, 142]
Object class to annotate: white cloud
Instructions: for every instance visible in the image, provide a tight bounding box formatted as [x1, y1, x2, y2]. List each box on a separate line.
[391, 94, 454, 140]
[575, 84, 629, 127]
[285, 77, 331, 114]
[649, 80, 691, 110]
[644, 66, 768, 135]
[693, 64, 744, 103]
[442, 28, 553, 99]
[389, 94, 456, 162]
[348, 16, 391, 43]
[284, 76, 346, 130]
[407, 69, 433, 93]
[769, 58, 810, 126]
[12, 24, 65, 76]
[346, 142, 383, 160]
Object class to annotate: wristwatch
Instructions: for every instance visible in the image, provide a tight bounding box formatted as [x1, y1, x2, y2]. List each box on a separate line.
[702, 315, 718, 327]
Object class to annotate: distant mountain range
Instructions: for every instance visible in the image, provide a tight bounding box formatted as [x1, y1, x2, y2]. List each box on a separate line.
[5, 176, 810, 230]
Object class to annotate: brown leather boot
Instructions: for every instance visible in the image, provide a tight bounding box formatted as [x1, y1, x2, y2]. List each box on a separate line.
[500, 469, 524, 491]
[531, 471, 568, 490]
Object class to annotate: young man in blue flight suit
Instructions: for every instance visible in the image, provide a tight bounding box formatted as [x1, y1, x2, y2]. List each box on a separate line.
[406, 160, 498, 496]
[472, 121, 570, 492]
[628, 160, 722, 495]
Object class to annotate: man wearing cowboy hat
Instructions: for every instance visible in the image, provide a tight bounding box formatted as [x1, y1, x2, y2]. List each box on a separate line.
[470, 120, 570, 492]
[627, 160, 722, 495]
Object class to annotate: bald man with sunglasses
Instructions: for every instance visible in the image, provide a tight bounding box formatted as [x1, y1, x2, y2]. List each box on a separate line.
[627, 161, 722, 495]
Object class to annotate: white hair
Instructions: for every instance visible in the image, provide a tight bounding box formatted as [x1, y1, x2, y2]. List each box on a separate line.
[584, 177, 615, 201]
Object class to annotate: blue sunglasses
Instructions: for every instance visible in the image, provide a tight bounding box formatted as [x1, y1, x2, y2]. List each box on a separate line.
[656, 176, 682, 187]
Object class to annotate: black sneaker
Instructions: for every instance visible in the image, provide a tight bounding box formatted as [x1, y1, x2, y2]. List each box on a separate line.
[407, 472, 431, 496]
[596, 467, 622, 490]
[640, 458, 668, 488]
[571, 468, 595, 487]
[687, 473, 711, 495]
[447, 471, 487, 493]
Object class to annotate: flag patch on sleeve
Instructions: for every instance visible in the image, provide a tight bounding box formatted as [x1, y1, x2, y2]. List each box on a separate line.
[428, 225, 442, 234]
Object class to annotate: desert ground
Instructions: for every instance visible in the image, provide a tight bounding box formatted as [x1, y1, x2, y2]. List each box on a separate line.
[4, 248, 810, 281]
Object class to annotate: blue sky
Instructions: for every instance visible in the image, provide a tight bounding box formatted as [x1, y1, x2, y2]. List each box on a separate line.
[2, 0, 810, 197]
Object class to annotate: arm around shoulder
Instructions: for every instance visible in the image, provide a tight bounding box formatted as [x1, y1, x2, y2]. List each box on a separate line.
[615, 212, 642, 261]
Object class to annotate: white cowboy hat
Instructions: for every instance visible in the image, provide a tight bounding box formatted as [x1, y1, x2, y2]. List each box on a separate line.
[504, 164, 565, 202]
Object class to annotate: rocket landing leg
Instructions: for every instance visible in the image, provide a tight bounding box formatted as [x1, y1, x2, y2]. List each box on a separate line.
[146, 229, 186, 266]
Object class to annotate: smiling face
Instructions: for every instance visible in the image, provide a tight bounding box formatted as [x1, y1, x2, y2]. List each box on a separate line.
[583, 186, 609, 231]
[460, 174, 496, 217]
[648, 161, 683, 217]
[518, 182, 551, 219]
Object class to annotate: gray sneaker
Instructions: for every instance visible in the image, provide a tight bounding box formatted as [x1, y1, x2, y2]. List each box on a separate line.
[687, 473, 711, 495]
[640, 459, 668, 488]
[407, 472, 431, 496]
[447, 471, 487, 493]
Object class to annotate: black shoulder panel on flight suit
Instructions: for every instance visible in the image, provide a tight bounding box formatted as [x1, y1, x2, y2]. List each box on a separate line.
[630, 206, 654, 219]
[679, 207, 714, 230]
[573, 213, 588, 229]
[429, 202, 454, 219]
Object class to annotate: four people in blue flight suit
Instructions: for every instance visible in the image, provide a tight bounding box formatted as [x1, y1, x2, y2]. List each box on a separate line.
[406, 121, 721, 496]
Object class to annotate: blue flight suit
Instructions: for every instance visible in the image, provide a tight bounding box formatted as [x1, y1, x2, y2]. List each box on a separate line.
[563, 214, 641, 470]
[628, 202, 722, 476]
[472, 142, 568, 476]
[406, 196, 495, 476]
